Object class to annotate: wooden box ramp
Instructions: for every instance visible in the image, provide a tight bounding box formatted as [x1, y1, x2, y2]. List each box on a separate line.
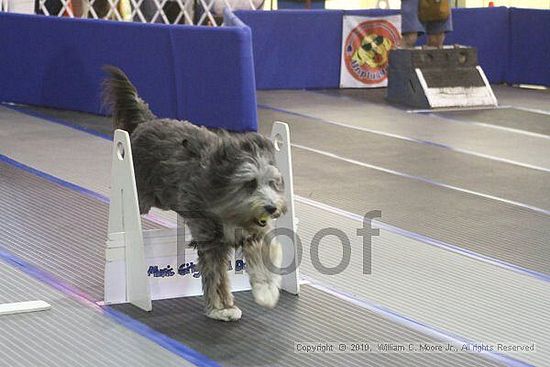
[386, 46, 498, 109]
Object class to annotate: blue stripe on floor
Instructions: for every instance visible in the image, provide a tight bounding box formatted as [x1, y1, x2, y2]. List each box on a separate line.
[0, 247, 220, 367]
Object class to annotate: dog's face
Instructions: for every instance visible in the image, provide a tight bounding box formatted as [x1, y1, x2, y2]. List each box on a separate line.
[206, 135, 287, 231]
[231, 158, 287, 229]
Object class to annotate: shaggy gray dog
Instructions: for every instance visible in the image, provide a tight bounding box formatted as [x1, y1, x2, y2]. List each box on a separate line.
[102, 66, 286, 321]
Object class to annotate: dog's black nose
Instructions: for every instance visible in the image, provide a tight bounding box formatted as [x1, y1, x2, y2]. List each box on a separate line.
[264, 205, 277, 215]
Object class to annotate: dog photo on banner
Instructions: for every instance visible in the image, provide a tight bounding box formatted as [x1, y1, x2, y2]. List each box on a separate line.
[340, 15, 401, 88]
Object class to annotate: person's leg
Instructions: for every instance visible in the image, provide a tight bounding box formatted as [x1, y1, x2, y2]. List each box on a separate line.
[401, 32, 419, 48]
[118, 0, 131, 21]
[71, 0, 89, 18]
[427, 32, 445, 47]
[425, 2, 453, 48]
[400, 0, 424, 48]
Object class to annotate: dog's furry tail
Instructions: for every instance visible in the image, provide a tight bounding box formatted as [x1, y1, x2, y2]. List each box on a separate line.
[102, 65, 156, 134]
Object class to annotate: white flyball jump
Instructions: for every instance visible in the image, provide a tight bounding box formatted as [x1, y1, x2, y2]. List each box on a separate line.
[103, 121, 300, 311]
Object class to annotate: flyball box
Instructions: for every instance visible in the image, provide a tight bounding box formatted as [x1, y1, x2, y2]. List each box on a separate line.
[386, 46, 498, 109]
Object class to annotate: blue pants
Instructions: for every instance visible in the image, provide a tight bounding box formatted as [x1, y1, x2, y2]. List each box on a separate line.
[401, 0, 453, 35]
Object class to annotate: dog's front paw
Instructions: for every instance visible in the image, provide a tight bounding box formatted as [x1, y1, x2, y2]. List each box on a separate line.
[252, 282, 280, 308]
[206, 306, 242, 322]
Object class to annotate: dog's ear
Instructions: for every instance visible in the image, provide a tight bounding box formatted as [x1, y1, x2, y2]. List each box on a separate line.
[180, 138, 201, 159]
[240, 133, 274, 154]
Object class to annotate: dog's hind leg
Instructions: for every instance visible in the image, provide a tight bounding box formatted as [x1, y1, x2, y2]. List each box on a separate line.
[198, 246, 242, 321]
[242, 238, 282, 309]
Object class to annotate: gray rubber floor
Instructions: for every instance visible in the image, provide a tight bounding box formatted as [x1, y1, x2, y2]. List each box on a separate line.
[432, 108, 550, 136]
[0, 253, 196, 367]
[0, 157, 504, 367]
[256, 108, 550, 276]
[111, 286, 503, 367]
[258, 88, 550, 170]
[17, 103, 550, 275]
[0, 161, 162, 300]
[256, 108, 550, 210]
[492, 84, 550, 112]
[17, 103, 115, 137]
[1, 84, 548, 366]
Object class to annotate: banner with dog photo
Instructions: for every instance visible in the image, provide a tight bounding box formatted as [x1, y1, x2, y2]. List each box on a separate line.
[340, 15, 401, 88]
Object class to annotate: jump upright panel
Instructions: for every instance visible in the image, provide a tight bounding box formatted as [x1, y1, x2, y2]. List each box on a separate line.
[0, 12, 258, 131]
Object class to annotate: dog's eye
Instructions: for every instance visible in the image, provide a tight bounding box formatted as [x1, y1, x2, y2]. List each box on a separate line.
[244, 179, 257, 192]
[270, 177, 284, 192]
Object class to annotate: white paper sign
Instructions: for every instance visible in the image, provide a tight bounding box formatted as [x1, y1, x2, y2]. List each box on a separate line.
[104, 228, 251, 305]
[340, 15, 401, 88]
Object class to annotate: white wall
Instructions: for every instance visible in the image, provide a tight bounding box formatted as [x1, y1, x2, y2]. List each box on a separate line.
[6, 0, 34, 13]
[463, 0, 550, 8]
[312, 0, 550, 9]
[325, 0, 401, 9]
[325, 0, 369, 9]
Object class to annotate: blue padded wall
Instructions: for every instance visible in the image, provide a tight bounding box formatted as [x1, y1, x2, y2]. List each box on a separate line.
[445, 7, 509, 84]
[0, 12, 258, 131]
[236, 10, 344, 89]
[0, 13, 177, 118]
[169, 26, 258, 131]
[237, 8, 512, 89]
[508, 8, 550, 86]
